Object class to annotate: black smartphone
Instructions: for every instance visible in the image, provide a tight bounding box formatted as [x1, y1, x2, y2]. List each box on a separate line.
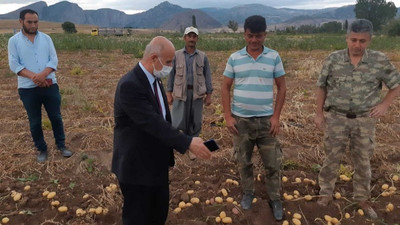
[204, 139, 219, 152]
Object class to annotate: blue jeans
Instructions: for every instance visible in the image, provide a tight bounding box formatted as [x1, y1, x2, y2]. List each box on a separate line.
[18, 84, 65, 152]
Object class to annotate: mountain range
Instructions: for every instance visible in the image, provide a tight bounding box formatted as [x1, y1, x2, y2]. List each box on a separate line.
[0, 1, 384, 30]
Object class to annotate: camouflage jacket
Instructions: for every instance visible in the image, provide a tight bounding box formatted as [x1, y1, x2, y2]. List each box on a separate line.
[317, 49, 400, 113]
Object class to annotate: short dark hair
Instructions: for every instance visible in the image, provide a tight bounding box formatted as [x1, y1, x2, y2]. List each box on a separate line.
[244, 15, 266, 33]
[20, 9, 38, 20]
[348, 19, 373, 36]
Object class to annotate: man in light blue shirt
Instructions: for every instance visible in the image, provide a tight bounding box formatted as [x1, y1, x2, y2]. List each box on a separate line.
[221, 15, 286, 221]
[8, 9, 73, 162]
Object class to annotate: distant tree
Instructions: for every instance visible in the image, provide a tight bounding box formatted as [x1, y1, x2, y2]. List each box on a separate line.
[320, 21, 343, 33]
[384, 18, 400, 36]
[344, 19, 349, 31]
[297, 24, 318, 34]
[285, 26, 296, 34]
[354, 0, 397, 31]
[192, 15, 197, 28]
[227, 20, 238, 33]
[62, 21, 77, 33]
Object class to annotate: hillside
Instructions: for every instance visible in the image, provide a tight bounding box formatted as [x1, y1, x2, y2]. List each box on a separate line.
[160, 9, 221, 31]
[0, 0, 386, 29]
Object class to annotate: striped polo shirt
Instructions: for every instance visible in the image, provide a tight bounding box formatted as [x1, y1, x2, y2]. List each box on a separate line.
[223, 46, 285, 117]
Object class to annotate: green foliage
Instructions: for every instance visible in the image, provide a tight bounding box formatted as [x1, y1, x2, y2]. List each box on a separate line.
[215, 120, 226, 127]
[277, 22, 344, 34]
[80, 154, 95, 173]
[344, 20, 349, 31]
[320, 21, 343, 33]
[354, 0, 397, 31]
[192, 15, 197, 28]
[62, 21, 77, 33]
[86, 158, 95, 173]
[42, 118, 52, 130]
[19, 210, 33, 215]
[338, 164, 353, 178]
[311, 164, 322, 173]
[17, 174, 40, 182]
[69, 182, 76, 189]
[384, 18, 400, 36]
[0, 34, 10, 63]
[283, 159, 302, 170]
[227, 20, 239, 33]
[70, 66, 84, 75]
[81, 99, 93, 112]
[50, 179, 59, 184]
[296, 25, 319, 34]
[0, 33, 397, 56]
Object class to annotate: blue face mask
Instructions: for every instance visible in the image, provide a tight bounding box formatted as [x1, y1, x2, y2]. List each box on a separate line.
[153, 57, 172, 78]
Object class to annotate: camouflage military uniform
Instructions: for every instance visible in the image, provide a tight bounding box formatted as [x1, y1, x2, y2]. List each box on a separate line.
[233, 115, 282, 200]
[317, 49, 400, 201]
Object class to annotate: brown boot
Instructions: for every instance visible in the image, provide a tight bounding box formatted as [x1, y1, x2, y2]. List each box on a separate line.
[358, 201, 378, 219]
[317, 195, 333, 206]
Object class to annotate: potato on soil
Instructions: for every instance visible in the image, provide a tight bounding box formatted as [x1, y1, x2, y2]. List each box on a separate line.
[2, 217, 10, 224]
[76, 208, 86, 216]
[47, 191, 56, 199]
[215, 197, 223, 203]
[58, 206, 68, 212]
[51, 200, 60, 206]
[190, 197, 200, 204]
[222, 217, 232, 224]
[173, 207, 181, 213]
[293, 213, 301, 219]
[95, 207, 103, 215]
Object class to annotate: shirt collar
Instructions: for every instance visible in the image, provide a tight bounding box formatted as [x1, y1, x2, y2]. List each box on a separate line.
[239, 46, 270, 56]
[139, 62, 156, 85]
[183, 48, 198, 55]
[19, 30, 40, 41]
[343, 48, 370, 64]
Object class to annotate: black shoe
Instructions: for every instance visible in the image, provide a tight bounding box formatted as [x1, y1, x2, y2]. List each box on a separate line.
[269, 200, 284, 221]
[58, 147, 73, 157]
[240, 193, 254, 210]
[37, 151, 48, 162]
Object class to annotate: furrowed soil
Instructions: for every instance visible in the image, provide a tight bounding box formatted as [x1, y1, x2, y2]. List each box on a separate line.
[1, 48, 399, 225]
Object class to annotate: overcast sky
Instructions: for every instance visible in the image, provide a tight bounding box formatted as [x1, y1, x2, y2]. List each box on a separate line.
[1, 0, 400, 14]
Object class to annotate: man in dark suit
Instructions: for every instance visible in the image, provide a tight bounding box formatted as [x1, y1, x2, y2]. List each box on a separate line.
[112, 36, 212, 225]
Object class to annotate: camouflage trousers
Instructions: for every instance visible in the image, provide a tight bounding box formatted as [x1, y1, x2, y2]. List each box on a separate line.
[318, 111, 376, 201]
[232, 115, 282, 200]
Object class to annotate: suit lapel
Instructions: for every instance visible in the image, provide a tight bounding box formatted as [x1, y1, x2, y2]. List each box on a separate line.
[157, 79, 171, 122]
[134, 64, 170, 121]
[133, 64, 161, 114]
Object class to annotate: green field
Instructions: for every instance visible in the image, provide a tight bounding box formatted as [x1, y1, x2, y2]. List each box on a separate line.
[2, 33, 400, 58]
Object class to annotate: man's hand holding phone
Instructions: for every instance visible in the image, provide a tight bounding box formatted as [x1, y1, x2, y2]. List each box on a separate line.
[203, 139, 219, 152]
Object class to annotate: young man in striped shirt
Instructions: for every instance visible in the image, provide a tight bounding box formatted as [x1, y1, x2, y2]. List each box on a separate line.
[221, 15, 286, 221]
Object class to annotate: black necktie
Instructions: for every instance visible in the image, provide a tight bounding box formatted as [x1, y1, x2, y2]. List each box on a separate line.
[153, 79, 162, 113]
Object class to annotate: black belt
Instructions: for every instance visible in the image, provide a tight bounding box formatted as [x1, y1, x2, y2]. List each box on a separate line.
[187, 85, 193, 90]
[325, 107, 368, 119]
[345, 113, 357, 119]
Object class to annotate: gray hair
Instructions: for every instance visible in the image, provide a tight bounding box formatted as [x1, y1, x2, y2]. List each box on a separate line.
[143, 42, 162, 58]
[143, 36, 173, 59]
[347, 19, 373, 36]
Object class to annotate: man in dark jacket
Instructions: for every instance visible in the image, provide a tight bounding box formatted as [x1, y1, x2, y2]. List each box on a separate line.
[112, 36, 212, 225]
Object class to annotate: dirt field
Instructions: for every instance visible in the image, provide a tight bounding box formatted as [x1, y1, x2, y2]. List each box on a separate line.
[0, 20, 95, 34]
[0, 46, 400, 225]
